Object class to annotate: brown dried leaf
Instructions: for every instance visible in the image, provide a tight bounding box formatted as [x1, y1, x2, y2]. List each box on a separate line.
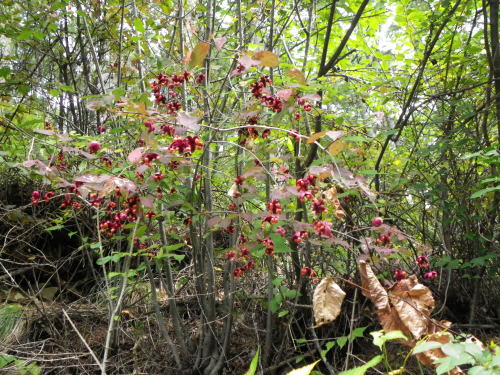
[253, 51, 279, 67]
[378, 308, 413, 347]
[359, 261, 389, 311]
[312, 278, 346, 328]
[389, 275, 435, 340]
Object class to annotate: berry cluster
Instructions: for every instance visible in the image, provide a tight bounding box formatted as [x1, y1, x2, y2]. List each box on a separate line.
[313, 221, 333, 238]
[233, 260, 256, 280]
[49, 152, 69, 171]
[267, 200, 282, 214]
[161, 124, 175, 136]
[417, 255, 439, 279]
[296, 174, 317, 192]
[376, 234, 391, 245]
[393, 269, 407, 281]
[292, 230, 309, 243]
[31, 190, 55, 206]
[297, 98, 312, 112]
[168, 136, 203, 155]
[150, 72, 189, 111]
[262, 215, 279, 227]
[145, 120, 156, 133]
[261, 237, 275, 255]
[249, 76, 283, 112]
[99, 196, 140, 237]
[289, 129, 301, 141]
[300, 266, 316, 278]
[88, 141, 101, 154]
[225, 243, 256, 280]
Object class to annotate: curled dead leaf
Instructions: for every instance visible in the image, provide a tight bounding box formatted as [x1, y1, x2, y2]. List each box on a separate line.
[359, 261, 389, 311]
[312, 278, 345, 328]
[389, 276, 435, 340]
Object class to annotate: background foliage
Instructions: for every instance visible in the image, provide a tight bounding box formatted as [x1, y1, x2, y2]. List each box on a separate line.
[0, 0, 498, 374]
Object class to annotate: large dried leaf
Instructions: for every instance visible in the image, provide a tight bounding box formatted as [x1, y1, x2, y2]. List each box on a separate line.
[377, 309, 413, 347]
[312, 278, 346, 328]
[389, 275, 435, 339]
[188, 42, 210, 68]
[253, 51, 279, 67]
[359, 261, 389, 311]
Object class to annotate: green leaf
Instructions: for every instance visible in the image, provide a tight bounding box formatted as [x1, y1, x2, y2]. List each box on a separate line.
[285, 360, 320, 375]
[56, 84, 76, 93]
[16, 30, 33, 41]
[133, 17, 145, 33]
[349, 326, 367, 341]
[471, 186, 500, 198]
[321, 341, 336, 357]
[278, 309, 289, 317]
[342, 135, 370, 143]
[371, 330, 408, 349]
[337, 336, 348, 348]
[0, 66, 11, 78]
[338, 355, 383, 375]
[0, 354, 15, 368]
[412, 340, 443, 354]
[45, 224, 65, 232]
[435, 355, 474, 375]
[244, 347, 260, 375]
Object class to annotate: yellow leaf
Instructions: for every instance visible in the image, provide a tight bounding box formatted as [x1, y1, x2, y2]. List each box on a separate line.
[328, 141, 344, 155]
[285, 360, 320, 375]
[307, 131, 327, 144]
[286, 69, 307, 85]
[312, 278, 346, 328]
[253, 50, 279, 67]
[188, 42, 210, 68]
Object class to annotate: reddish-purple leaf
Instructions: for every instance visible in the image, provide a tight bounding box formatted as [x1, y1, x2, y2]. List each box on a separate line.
[128, 147, 144, 163]
[21, 160, 56, 177]
[177, 111, 200, 132]
[276, 89, 294, 101]
[301, 93, 321, 102]
[238, 55, 260, 70]
[326, 131, 345, 142]
[33, 129, 55, 136]
[214, 37, 226, 51]
[140, 195, 155, 208]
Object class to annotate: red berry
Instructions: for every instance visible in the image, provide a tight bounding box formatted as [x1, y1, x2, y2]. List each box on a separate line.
[88, 141, 101, 154]
[393, 269, 407, 281]
[372, 217, 383, 227]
